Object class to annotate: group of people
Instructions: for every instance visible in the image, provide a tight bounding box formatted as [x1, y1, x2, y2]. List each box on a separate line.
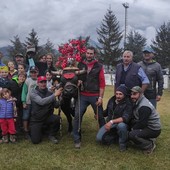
[0, 45, 163, 155]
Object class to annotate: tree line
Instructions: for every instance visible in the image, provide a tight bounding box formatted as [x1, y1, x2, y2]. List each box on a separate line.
[4, 8, 170, 69]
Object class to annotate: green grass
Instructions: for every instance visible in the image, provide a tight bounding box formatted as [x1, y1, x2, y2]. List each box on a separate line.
[0, 86, 170, 170]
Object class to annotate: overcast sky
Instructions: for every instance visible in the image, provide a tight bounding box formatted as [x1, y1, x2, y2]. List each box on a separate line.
[0, 0, 169, 48]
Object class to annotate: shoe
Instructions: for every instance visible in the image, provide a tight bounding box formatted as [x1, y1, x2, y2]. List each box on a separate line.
[74, 142, 81, 149]
[2, 135, 9, 143]
[143, 143, 156, 155]
[10, 135, 16, 143]
[24, 131, 31, 141]
[119, 144, 127, 152]
[48, 136, 58, 144]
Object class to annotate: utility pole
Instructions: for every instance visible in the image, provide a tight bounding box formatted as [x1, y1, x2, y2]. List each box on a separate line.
[122, 2, 129, 49]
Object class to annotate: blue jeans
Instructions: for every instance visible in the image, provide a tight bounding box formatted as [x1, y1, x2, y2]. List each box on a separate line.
[23, 104, 31, 120]
[73, 95, 105, 143]
[96, 122, 128, 146]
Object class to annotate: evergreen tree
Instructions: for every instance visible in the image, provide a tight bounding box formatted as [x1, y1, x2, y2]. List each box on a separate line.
[44, 39, 55, 54]
[25, 28, 41, 60]
[126, 30, 146, 62]
[97, 8, 123, 68]
[8, 35, 26, 60]
[151, 22, 170, 68]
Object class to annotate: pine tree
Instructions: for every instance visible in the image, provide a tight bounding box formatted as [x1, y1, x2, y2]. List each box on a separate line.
[97, 8, 123, 68]
[151, 22, 170, 68]
[8, 35, 26, 60]
[126, 30, 146, 62]
[25, 28, 41, 60]
[44, 39, 55, 54]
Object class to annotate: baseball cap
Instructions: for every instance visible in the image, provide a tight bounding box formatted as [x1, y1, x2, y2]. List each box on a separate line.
[142, 46, 154, 53]
[15, 53, 24, 58]
[30, 66, 39, 72]
[37, 76, 47, 83]
[131, 86, 142, 93]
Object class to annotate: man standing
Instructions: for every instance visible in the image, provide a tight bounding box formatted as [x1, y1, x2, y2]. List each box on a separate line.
[73, 46, 106, 148]
[129, 86, 161, 154]
[138, 46, 164, 108]
[115, 50, 149, 94]
[30, 76, 62, 144]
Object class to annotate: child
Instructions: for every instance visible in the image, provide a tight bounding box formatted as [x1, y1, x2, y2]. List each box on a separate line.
[9, 72, 27, 134]
[0, 88, 17, 143]
[21, 66, 38, 139]
[7, 61, 17, 79]
[17, 63, 26, 75]
[0, 66, 10, 89]
[45, 70, 53, 90]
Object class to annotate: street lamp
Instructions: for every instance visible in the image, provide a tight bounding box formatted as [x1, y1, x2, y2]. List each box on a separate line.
[122, 2, 129, 49]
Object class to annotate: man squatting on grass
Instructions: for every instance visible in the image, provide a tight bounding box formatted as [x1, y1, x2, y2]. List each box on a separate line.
[96, 85, 133, 152]
[29, 76, 63, 144]
[129, 86, 161, 154]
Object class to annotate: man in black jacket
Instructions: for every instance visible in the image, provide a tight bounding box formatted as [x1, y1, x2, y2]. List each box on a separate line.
[96, 85, 133, 151]
[30, 76, 63, 144]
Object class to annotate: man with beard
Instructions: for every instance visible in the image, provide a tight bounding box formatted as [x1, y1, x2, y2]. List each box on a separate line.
[129, 86, 161, 154]
[73, 46, 106, 149]
[96, 85, 133, 152]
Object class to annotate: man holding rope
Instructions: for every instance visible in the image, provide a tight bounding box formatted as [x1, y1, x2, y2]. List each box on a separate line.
[73, 46, 106, 149]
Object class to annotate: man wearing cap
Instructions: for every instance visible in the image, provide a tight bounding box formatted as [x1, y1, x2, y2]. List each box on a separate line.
[129, 86, 161, 154]
[14, 53, 25, 67]
[138, 46, 164, 108]
[26, 45, 48, 76]
[115, 50, 149, 94]
[96, 85, 133, 151]
[29, 76, 62, 144]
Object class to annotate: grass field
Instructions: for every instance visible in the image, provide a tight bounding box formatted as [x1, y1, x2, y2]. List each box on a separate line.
[0, 86, 170, 170]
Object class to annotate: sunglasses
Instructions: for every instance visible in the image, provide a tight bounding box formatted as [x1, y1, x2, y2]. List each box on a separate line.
[39, 80, 47, 83]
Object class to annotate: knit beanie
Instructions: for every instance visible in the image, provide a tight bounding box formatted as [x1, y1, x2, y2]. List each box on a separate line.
[116, 85, 127, 96]
[0, 65, 9, 72]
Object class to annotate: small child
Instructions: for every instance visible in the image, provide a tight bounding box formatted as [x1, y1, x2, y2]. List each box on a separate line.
[0, 88, 17, 143]
[45, 70, 53, 90]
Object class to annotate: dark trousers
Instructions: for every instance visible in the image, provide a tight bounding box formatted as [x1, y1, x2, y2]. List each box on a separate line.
[129, 128, 161, 150]
[30, 114, 60, 144]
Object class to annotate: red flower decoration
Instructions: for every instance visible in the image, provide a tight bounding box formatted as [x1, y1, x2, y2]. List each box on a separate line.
[56, 38, 88, 69]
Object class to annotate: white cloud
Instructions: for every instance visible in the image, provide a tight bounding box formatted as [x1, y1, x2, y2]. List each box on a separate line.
[0, 0, 169, 48]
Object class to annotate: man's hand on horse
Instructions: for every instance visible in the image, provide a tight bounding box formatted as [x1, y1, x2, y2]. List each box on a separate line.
[54, 87, 63, 97]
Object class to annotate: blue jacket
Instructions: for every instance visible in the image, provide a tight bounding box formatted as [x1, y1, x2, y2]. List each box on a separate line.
[0, 99, 14, 118]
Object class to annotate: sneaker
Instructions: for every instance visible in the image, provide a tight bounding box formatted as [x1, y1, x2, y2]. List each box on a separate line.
[48, 136, 58, 144]
[143, 143, 156, 155]
[2, 135, 9, 143]
[74, 142, 81, 149]
[119, 144, 127, 152]
[10, 135, 16, 143]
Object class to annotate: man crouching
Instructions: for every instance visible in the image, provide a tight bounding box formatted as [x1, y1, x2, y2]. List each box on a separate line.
[30, 76, 63, 144]
[96, 85, 133, 151]
[129, 86, 161, 154]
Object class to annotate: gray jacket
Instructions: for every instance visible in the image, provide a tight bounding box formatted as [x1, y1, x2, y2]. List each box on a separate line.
[138, 60, 164, 99]
[133, 95, 161, 131]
